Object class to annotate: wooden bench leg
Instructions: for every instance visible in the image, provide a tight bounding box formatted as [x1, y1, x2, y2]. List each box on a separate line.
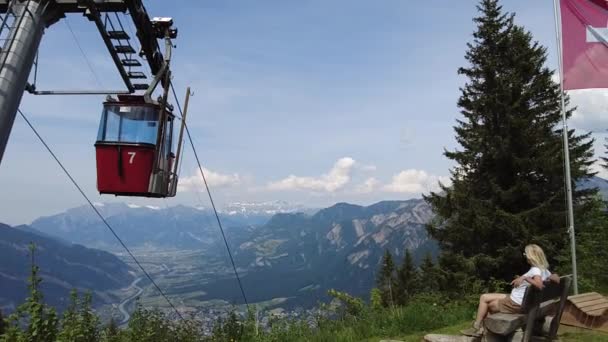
[523, 307, 538, 342]
[512, 329, 524, 341]
[483, 330, 505, 341]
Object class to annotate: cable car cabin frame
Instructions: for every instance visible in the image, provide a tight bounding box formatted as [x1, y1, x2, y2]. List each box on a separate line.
[95, 95, 178, 198]
[94, 17, 186, 198]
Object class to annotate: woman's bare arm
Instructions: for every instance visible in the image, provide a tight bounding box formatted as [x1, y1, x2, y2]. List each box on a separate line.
[526, 275, 544, 289]
[549, 273, 560, 283]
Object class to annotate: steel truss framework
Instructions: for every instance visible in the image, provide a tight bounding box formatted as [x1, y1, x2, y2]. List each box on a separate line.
[0, 0, 176, 165]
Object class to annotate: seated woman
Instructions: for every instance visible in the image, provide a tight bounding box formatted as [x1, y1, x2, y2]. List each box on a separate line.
[461, 244, 556, 337]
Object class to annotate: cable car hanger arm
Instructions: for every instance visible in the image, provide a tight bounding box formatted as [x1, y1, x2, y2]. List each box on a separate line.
[143, 22, 174, 105]
[149, 27, 174, 177]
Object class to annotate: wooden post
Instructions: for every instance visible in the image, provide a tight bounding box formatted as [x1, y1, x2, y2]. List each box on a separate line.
[522, 304, 537, 342]
[548, 277, 571, 339]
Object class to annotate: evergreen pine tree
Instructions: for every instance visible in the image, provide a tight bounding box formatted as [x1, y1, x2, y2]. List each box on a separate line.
[22, 243, 57, 342]
[376, 249, 396, 308]
[369, 288, 383, 311]
[395, 249, 419, 305]
[211, 316, 224, 340]
[103, 317, 120, 341]
[79, 292, 100, 341]
[126, 305, 172, 341]
[424, 0, 596, 287]
[567, 196, 608, 292]
[419, 252, 441, 293]
[221, 310, 243, 341]
[57, 289, 80, 341]
[0, 308, 4, 336]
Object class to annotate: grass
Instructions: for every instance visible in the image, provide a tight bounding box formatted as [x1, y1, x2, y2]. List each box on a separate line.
[559, 326, 608, 342]
[255, 297, 476, 342]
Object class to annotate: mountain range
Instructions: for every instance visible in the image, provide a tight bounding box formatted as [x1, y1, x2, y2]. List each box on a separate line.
[227, 199, 437, 306]
[25, 199, 435, 309]
[11, 176, 608, 311]
[0, 223, 133, 312]
[29, 201, 310, 251]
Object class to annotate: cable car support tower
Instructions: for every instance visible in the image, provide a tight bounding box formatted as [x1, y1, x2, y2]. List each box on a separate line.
[0, 0, 187, 198]
[0, 0, 181, 177]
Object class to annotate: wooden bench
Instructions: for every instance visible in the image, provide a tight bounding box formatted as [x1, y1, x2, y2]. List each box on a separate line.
[561, 292, 608, 333]
[484, 276, 572, 342]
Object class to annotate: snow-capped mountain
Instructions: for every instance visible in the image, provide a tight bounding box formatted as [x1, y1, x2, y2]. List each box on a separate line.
[25, 199, 437, 309]
[198, 199, 437, 308]
[28, 201, 312, 251]
[220, 200, 315, 216]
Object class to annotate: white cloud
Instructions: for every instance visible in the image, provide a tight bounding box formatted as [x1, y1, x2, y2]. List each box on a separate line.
[267, 157, 356, 193]
[355, 177, 380, 194]
[569, 89, 608, 133]
[383, 169, 450, 194]
[178, 168, 241, 192]
[360, 164, 377, 172]
[551, 73, 608, 133]
[590, 135, 608, 179]
[591, 162, 608, 180]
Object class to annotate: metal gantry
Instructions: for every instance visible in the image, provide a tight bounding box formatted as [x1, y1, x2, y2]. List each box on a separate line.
[0, 0, 175, 165]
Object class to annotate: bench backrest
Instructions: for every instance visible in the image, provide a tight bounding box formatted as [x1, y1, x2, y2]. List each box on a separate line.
[520, 276, 570, 313]
[520, 276, 572, 341]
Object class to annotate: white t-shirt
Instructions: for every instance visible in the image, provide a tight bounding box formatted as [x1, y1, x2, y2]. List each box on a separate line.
[510, 266, 551, 305]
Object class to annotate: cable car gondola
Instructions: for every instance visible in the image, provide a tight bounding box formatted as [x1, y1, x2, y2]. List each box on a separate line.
[94, 17, 185, 198]
[95, 95, 179, 197]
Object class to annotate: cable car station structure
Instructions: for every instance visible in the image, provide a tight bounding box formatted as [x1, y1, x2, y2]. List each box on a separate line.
[0, 0, 187, 198]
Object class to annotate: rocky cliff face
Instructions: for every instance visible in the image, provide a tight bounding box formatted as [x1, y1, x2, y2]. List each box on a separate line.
[238, 199, 434, 269]
[227, 199, 436, 305]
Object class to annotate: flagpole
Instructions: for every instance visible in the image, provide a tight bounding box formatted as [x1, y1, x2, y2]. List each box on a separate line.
[553, 0, 578, 295]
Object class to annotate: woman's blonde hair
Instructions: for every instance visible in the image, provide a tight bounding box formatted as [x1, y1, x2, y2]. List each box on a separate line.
[525, 244, 549, 270]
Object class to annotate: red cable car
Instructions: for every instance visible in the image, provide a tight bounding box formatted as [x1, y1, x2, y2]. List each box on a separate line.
[95, 95, 182, 198]
[95, 16, 186, 198]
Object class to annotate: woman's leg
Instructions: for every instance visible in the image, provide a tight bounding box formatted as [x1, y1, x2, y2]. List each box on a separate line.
[488, 298, 503, 314]
[475, 293, 507, 325]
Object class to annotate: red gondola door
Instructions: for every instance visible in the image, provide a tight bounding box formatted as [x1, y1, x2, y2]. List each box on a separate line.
[96, 144, 156, 196]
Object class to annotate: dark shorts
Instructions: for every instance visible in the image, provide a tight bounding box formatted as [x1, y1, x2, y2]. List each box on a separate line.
[498, 296, 521, 314]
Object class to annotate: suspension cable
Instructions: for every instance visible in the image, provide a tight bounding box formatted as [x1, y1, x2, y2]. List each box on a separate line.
[64, 18, 104, 88]
[17, 109, 184, 321]
[170, 83, 250, 309]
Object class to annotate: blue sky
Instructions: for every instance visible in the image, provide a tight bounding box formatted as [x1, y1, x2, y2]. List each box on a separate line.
[1, 0, 607, 224]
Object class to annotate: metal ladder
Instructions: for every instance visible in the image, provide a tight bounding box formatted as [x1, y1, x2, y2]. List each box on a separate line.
[102, 12, 148, 91]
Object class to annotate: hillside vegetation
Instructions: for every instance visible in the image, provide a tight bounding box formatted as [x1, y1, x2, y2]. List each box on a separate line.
[0, 223, 133, 311]
[1, 244, 606, 341]
[0, 243, 474, 341]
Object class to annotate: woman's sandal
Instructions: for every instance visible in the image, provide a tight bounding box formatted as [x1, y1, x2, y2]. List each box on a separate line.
[460, 327, 483, 337]
[460, 322, 483, 337]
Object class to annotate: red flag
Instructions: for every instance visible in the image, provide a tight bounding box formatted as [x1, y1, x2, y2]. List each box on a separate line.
[560, 0, 608, 90]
